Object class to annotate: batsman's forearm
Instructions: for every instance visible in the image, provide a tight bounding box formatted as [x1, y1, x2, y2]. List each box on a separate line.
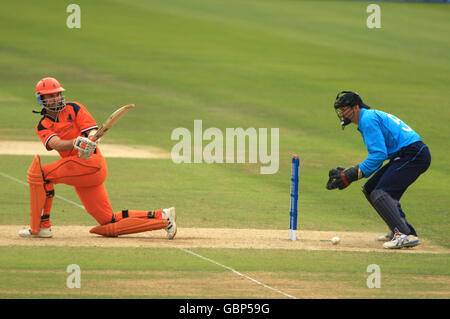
[47, 136, 75, 152]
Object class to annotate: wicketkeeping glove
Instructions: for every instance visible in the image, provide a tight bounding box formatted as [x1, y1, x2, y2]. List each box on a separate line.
[326, 165, 363, 190]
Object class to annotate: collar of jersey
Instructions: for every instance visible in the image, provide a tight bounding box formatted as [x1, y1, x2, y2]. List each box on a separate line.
[357, 108, 367, 131]
[44, 112, 60, 122]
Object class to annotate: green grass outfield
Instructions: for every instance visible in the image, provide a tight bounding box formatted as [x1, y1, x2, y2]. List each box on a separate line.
[0, 0, 449, 299]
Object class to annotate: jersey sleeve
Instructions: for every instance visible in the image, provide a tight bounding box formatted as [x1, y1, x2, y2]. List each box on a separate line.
[36, 118, 57, 151]
[358, 113, 388, 178]
[70, 102, 98, 135]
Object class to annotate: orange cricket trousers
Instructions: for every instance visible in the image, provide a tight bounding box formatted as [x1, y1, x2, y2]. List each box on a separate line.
[41, 149, 114, 225]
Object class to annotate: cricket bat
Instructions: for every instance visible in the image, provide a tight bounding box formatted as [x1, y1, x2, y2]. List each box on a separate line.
[91, 104, 135, 142]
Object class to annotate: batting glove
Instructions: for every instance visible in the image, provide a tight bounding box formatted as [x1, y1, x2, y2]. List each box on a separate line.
[73, 136, 97, 159]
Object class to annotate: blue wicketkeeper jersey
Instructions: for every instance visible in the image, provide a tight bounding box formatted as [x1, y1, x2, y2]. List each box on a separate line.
[357, 108, 422, 178]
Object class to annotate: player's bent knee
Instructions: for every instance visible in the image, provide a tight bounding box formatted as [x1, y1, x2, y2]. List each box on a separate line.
[370, 189, 388, 203]
[362, 185, 372, 203]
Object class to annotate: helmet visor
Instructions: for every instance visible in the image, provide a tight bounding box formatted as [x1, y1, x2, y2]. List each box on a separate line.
[335, 108, 351, 128]
[38, 93, 66, 112]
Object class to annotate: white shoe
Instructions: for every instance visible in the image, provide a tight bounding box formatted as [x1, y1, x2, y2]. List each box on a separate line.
[163, 207, 177, 240]
[377, 231, 394, 242]
[383, 232, 419, 249]
[19, 227, 53, 238]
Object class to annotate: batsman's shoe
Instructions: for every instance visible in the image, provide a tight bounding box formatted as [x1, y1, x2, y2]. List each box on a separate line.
[377, 231, 394, 242]
[19, 227, 52, 238]
[383, 232, 419, 249]
[163, 207, 177, 239]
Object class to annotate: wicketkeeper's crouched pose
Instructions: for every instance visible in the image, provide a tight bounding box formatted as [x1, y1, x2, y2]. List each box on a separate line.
[19, 77, 177, 239]
[326, 91, 431, 249]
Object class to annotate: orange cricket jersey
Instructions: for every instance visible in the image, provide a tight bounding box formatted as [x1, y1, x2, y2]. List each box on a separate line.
[36, 102, 98, 158]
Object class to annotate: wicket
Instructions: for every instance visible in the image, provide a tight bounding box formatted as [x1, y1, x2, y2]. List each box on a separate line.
[289, 155, 300, 241]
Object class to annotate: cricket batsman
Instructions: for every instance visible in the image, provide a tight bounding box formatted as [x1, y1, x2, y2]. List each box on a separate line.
[326, 91, 431, 249]
[19, 77, 177, 239]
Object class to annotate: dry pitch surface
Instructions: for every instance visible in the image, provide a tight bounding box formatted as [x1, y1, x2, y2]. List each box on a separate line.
[2, 226, 449, 254]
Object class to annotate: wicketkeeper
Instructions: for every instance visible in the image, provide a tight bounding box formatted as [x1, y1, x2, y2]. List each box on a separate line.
[326, 91, 431, 249]
[19, 77, 177, 239]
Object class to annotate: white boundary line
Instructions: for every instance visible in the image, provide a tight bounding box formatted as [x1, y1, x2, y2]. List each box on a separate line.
[0, 172, 85, 209]
[0, 171, 296, 299]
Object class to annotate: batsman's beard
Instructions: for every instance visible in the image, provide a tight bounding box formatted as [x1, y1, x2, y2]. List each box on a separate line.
[43, 95, 66, 112]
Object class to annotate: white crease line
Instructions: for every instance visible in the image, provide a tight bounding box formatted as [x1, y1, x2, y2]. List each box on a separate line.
[0, 172, 27, 185]
[0, 172, 85, 209]
[178, 247, 296, 299]
[0, 171, 295, 299]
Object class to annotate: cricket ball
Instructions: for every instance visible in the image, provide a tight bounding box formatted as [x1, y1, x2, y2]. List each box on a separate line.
[331, 236, 340, 245]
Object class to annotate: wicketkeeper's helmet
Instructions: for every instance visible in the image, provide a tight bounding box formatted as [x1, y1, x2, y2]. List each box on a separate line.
[333, 91, 370, 129]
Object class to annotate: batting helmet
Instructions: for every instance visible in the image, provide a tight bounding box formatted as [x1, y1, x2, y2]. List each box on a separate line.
[35, 77, 66, 112]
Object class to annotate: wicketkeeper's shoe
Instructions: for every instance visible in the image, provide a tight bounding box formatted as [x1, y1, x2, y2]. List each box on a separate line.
[383, 232, 419, 249]
[19, 227, 53, 238]
[377, 231, 394, 242]
[163, 207, 177, 240]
